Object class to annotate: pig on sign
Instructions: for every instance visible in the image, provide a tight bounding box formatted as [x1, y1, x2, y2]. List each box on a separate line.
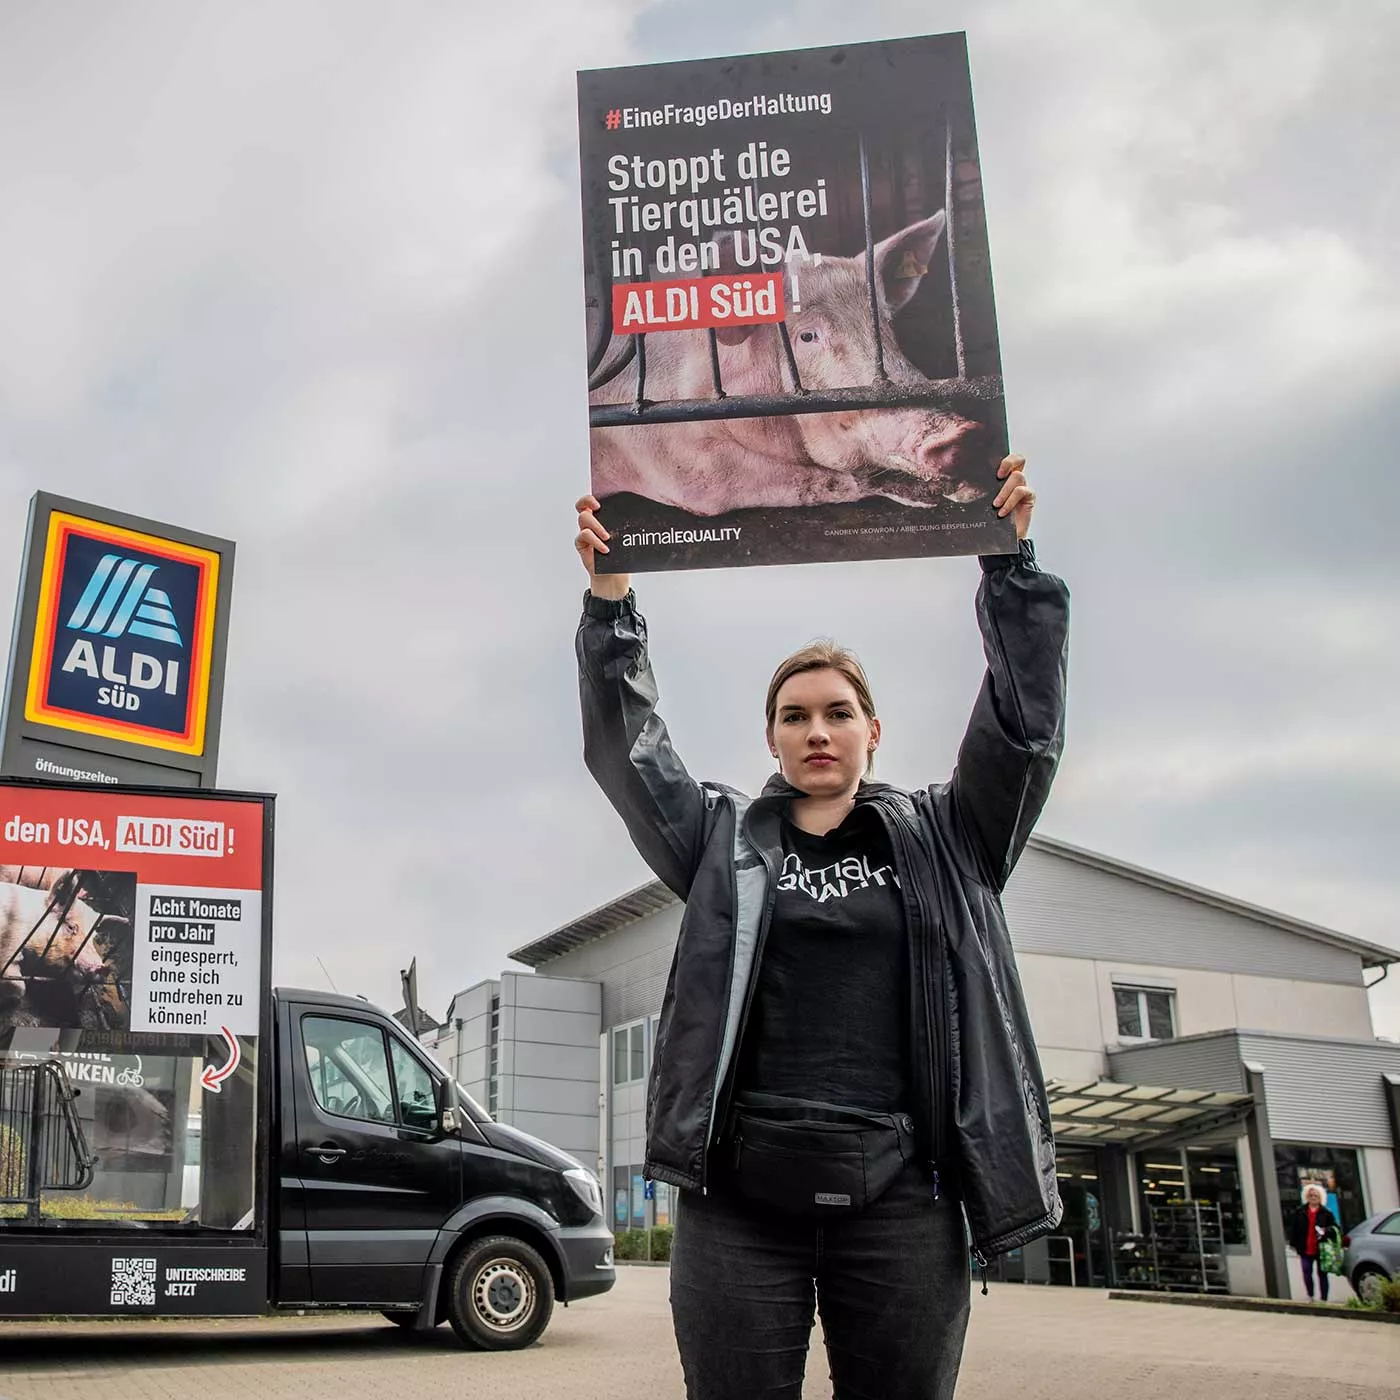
[578, 32, 1015, 573]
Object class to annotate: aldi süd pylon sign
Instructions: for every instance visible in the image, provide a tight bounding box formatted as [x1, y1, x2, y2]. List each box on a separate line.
[1, 493, 235, 788]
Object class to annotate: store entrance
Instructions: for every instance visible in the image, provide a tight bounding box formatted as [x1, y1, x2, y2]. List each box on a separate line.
[1049, 1147, 1111, 1287]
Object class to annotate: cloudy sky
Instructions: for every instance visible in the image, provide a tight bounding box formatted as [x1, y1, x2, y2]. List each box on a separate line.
[2, 1, 1397, 1036]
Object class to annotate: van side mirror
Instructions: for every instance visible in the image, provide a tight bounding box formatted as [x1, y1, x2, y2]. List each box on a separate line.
[436, 1078, 461, 1137]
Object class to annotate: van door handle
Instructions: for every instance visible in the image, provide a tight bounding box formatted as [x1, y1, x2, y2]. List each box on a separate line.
[312, 1144, 346, 1164]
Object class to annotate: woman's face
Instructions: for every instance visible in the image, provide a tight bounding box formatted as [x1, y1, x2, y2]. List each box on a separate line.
[768, 667, 880, 798]
[1304, 1185, 1325, 1206]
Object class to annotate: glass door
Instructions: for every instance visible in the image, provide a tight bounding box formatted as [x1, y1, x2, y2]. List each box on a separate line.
[1053, 1147, 1110, 1287]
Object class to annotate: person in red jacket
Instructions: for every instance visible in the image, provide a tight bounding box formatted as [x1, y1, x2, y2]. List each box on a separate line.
[1287, 1182, 1340, 1301]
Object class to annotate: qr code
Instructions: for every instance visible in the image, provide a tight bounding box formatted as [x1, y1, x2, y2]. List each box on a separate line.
[110, 1257, 157, 1307]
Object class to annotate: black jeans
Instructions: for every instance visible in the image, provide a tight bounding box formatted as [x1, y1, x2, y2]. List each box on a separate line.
[670, 1163, 970, 1400]
[1300, 1253, 1330, 1300]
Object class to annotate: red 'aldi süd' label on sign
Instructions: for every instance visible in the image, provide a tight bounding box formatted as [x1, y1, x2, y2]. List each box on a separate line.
[117, 817, 228, 857]
[612, 272, 784, 333]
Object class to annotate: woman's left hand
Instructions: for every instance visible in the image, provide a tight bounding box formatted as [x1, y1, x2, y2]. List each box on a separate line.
[994, 454, 1036, 540]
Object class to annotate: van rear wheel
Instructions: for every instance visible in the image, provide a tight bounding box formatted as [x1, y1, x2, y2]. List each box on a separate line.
[446, 1236, 554, 1350]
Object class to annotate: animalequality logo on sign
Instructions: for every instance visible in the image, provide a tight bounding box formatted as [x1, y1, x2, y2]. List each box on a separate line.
[578, 32, 1015, 573]
[24, 513, 219, 755]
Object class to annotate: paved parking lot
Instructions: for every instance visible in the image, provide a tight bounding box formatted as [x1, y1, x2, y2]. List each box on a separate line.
[0, 1270, 1394, 1400]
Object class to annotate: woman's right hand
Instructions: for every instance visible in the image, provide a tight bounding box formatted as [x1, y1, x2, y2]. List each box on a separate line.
[576, 495, 631, 600]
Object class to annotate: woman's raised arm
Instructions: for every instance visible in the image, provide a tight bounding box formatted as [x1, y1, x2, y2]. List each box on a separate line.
[575, 496, 709, 898]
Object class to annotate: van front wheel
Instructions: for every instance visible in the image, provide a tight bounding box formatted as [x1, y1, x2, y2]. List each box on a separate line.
[446, 1236, 555, 1350]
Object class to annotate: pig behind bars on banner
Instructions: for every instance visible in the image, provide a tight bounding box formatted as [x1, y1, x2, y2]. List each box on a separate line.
[0, 878, 129, 1029]
[590, 213, 998, 516]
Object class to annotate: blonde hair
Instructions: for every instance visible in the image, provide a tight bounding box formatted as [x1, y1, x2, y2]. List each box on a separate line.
[765, 641, 878, 776]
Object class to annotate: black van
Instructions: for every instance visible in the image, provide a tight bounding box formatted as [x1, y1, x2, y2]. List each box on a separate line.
[276, 987, 616, 1347]
[0, 986, 615, 1350]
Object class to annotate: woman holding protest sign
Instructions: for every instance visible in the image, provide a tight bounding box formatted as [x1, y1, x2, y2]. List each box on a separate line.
[573, 455, 1068, 1400]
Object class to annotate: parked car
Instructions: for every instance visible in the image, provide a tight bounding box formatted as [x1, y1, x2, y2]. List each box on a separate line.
[1342, 1209, 1400, 1303]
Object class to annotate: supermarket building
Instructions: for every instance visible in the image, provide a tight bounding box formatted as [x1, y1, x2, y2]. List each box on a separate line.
[420, 835, 1400, 1300]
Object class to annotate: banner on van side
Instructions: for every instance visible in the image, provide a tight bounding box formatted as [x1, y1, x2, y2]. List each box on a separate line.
[0, 1241, 266, 1316]
[0, 783, 265, 1038]
[0, 779, 273, 1242]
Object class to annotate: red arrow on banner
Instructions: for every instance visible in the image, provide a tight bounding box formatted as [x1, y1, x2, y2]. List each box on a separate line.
[201, 1026, 241, 1093]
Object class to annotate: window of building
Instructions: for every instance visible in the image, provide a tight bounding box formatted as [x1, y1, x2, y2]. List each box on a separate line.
[1137, 1151, 1189, 1221]
[612, 1021, 647, 1086]
[610, 1162, 647, 1229]
[1114, 985, 1176, 1041]
[1137, 1148, 1242, 1247]
[1186, 1144, 1248, 1246]
[487, 993, 500, 1116]
[612, 1165, 629, 1228]
[1273, 1143, 1366, 1235]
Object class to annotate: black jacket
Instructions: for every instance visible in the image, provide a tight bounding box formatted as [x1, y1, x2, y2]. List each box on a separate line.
[576, 539, 1070, 1259]
[1288, 1202, 1339, 1254]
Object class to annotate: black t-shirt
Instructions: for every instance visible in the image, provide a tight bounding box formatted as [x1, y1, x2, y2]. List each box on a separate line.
[737, 806, 911, 1113]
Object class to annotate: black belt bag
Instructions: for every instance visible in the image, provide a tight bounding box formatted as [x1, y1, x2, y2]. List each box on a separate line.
[725, 1091, 918, 1219]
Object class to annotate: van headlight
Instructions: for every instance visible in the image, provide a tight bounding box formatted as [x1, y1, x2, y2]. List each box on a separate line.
[563, 1167, 603, 1218]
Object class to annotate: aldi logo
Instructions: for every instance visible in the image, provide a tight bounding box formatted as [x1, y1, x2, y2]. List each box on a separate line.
[24, 513, 219, 755]
[68, 555, 185, 646]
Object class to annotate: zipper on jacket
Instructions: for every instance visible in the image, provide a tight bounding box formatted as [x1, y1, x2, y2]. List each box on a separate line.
[700, 798, 780, 1191]
[698, 794, 755, 1193]
[714, 806, 779, 1132]
[698, 827, 743, 1198]
[878, 802, 950, 1170]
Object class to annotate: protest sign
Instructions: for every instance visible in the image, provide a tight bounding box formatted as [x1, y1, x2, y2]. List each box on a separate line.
[578, 31, 1014, 573]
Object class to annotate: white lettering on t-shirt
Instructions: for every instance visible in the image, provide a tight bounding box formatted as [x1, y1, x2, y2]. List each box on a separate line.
[775, 851, 901, 902]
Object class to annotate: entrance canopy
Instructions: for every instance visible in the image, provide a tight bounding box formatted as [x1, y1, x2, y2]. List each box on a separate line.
[1046, 1078, 1254, 1151]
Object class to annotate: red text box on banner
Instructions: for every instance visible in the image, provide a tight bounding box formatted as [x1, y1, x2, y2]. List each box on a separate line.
[611, 272, 785, 334]
[0, 787, 262, 888]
